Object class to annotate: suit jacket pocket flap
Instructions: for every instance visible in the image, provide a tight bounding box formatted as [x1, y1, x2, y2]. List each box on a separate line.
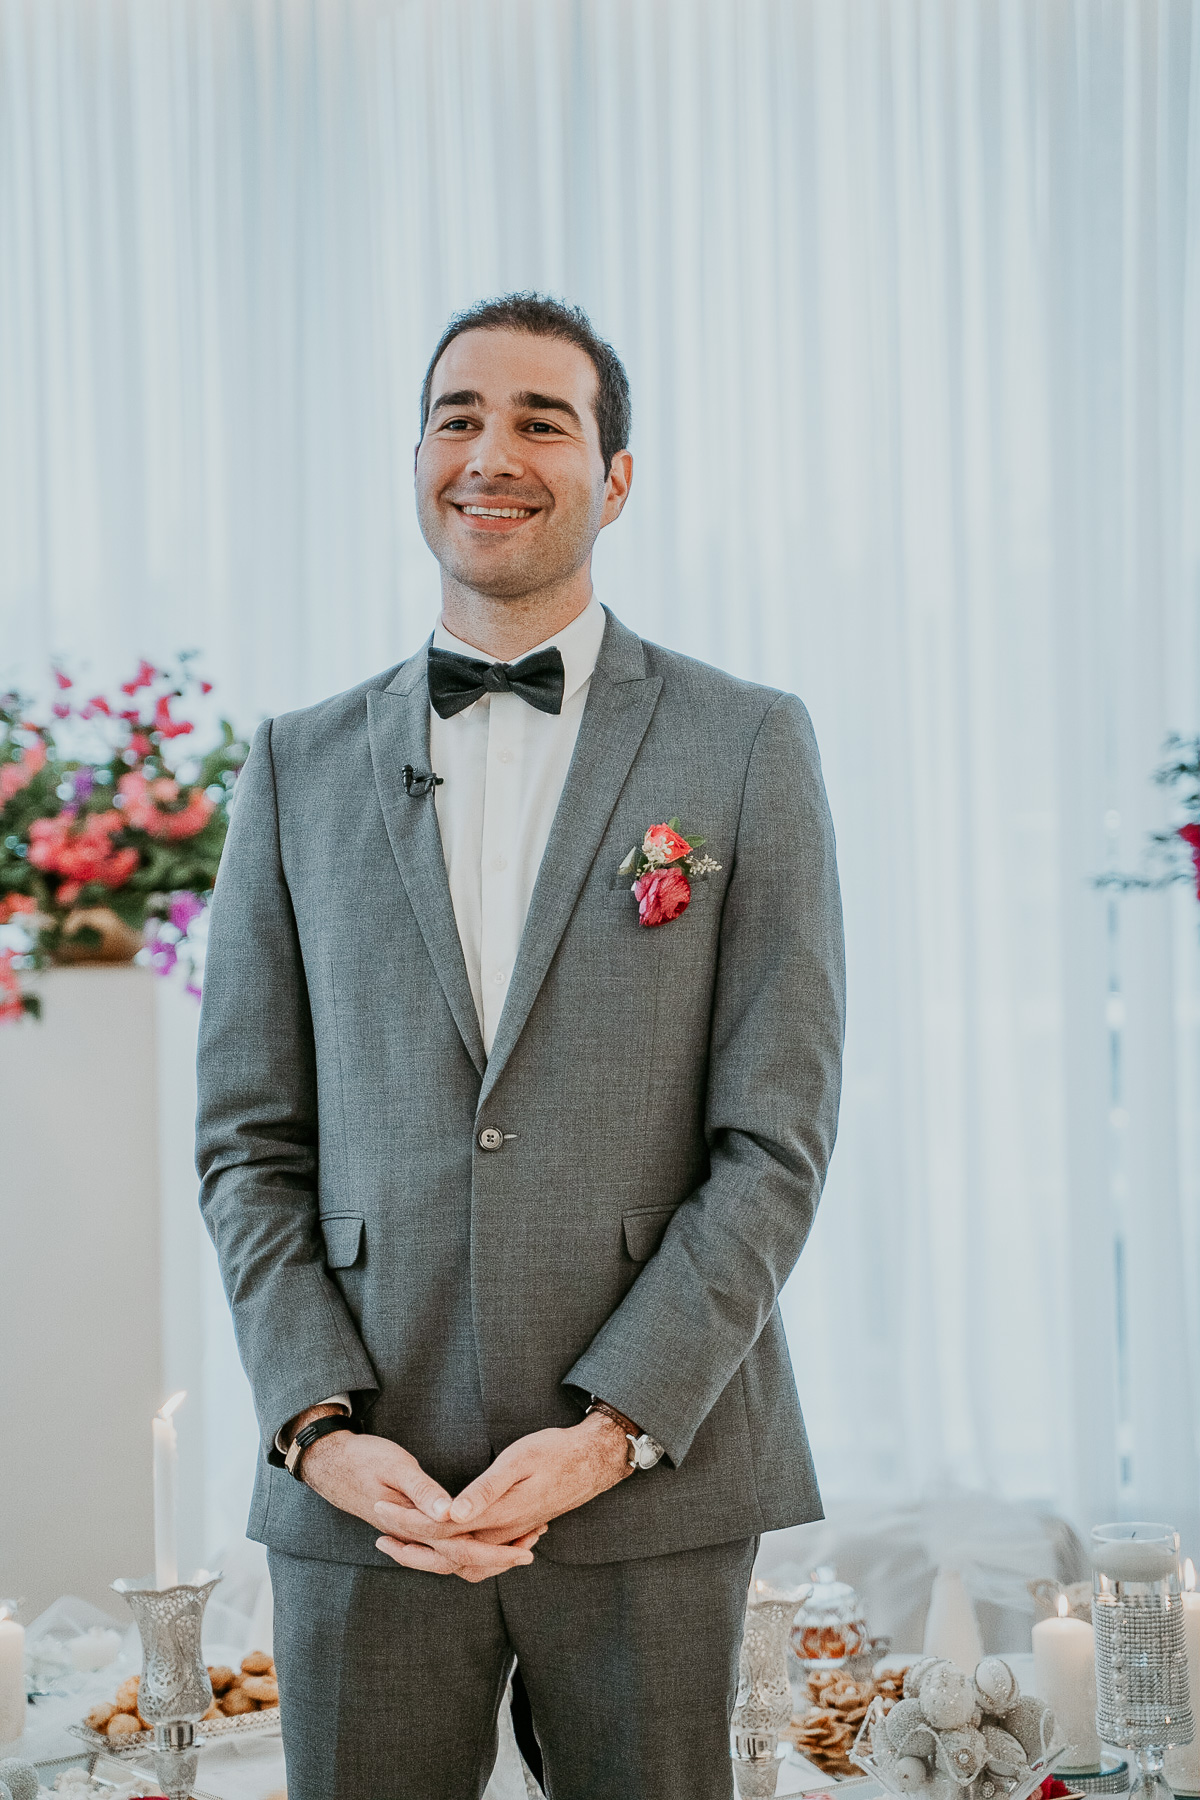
[321, 1213, 365, 1268]
[622, 1205, 676, 1262]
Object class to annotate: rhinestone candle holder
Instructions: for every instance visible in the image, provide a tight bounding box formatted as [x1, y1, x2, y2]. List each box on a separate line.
[112, 1574, 221, 1800]
[1091, 1524, 1194, 1800]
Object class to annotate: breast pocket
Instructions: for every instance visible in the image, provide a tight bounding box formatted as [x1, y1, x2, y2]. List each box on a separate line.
[321, 1212, 365, 1268]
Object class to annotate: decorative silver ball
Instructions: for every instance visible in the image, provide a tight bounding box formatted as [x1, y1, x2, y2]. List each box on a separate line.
[0, 1779, 13, 1800]
[982, 1725, 1030, 1778]
[974, 1657, 1020, 1715]
[1002, 1696, 1055, 1762]
[904, 1656, 943, 1699]
[0, 1767, 33, 1800]
[937, 1725, 989, 1785]
[920, 1665, 978, 1730]
[894, 1756, 931, 1789]
[886, 1699, 939, 1760]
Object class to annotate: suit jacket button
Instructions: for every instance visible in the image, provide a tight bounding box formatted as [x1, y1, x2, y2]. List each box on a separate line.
[477, 1126, 504, 1151]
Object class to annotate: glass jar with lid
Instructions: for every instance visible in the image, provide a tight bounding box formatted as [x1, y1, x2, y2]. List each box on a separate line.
[789, 1565, 869, 1673]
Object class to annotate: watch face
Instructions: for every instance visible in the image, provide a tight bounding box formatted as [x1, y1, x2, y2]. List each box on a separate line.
[633, 1435, 664, 1470]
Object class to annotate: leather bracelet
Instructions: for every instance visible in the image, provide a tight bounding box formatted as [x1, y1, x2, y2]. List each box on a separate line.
[285, 1411, 356, 1481]
[585, 1398, 641, 1438]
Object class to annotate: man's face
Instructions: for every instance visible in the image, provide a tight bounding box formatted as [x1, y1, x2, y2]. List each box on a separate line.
[415, 328, 630, 600]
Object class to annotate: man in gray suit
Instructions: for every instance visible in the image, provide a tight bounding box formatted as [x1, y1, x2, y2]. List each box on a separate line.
[197, 294, 845, 1800]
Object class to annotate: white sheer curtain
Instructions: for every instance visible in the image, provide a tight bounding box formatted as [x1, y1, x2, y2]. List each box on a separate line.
[2, 0, 1197, 1556]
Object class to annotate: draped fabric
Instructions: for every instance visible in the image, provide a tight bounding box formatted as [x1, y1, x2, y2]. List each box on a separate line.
[2, 0, 1198, 1556]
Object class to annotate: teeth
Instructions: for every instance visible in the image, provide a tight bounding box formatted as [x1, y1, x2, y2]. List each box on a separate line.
[461, 505, 532, 519]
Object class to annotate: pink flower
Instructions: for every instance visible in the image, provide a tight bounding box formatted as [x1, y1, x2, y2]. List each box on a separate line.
[633, 865, 691, 927]
[642, 822, 692, 866]
[121, 659, 159, 695]
[0, 894, 37, 924]
[117, 771, 215, 840]
[0, 739, 48, 803]
[28, 810, 139, 898]
[0, 948, 26, 1023]
[1180, 824, 1200, 902]
[54, 668, 73, 690]
[153, 694, 193, 739]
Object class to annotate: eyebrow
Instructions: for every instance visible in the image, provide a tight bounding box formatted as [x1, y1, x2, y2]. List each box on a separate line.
[429, 387, 583, 428]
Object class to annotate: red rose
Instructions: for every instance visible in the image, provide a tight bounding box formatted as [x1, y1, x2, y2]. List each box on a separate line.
[642, 822, 692, 864]
[1180, 823, 1200, 901]
[633, 865, 691, 926]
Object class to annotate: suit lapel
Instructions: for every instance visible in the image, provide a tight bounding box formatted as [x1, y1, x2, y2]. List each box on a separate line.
[366, 647, 487, 1077]
[478, 612, 663, 1106]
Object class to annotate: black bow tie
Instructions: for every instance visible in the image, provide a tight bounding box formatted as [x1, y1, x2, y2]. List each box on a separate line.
[427, 645, 566, 720]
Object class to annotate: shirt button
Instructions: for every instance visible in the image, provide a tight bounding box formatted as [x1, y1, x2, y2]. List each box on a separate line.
[497, 747, 514, 764]
[477, 1127, 504, 1152]
[492, 969, 507, 986]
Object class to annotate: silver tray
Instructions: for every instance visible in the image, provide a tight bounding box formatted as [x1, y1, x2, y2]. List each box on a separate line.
[68, 1704, 281, 1757]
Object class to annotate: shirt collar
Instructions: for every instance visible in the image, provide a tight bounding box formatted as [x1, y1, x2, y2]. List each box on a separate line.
[432, 595, 606, 707]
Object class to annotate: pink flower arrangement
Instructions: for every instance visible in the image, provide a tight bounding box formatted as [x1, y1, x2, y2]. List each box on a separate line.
[0, 656, 246, 1022]
[617, 817, 723, 928]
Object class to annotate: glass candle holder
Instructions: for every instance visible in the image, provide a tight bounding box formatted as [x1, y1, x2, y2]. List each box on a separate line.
[1091, 1523, 1194, 1800]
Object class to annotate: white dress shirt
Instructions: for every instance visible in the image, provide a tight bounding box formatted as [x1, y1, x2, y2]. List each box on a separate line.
[281, 596, 607, 1449]
[430, 595, 607, 1056]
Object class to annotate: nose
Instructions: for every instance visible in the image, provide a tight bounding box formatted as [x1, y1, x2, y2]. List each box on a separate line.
[465, 419, 526, 483]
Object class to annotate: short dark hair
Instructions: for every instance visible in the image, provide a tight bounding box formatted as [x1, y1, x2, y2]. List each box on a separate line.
[419, 293, 632, 472]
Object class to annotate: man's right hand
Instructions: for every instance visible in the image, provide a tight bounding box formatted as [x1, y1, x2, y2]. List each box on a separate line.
[294, 1425, 545, 1582]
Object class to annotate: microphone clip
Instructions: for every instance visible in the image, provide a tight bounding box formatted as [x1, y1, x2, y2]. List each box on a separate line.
[403, 765, 444, 798]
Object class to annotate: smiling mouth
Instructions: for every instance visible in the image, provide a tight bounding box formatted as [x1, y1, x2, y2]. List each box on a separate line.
[455, 503, 538, 520]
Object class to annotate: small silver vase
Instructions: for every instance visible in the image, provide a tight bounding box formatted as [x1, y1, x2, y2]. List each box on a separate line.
[732, 1578, 810, 1797]
[113, 1574, 221, 1800]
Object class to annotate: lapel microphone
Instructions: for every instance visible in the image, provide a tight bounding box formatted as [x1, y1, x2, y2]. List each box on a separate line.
[403, 765, 444, 798]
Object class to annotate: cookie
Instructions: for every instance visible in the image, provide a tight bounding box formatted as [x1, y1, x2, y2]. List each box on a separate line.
[222, 1687, 258, 1715]
[107, 1713, 142, 1738]
[241, 1650, 273, 1676]
[241, 1676, 279, 1704]
[207, 1664, 237, 1695]
[114, 1676, 140, 1710]
[85, 1702, 117, 1731]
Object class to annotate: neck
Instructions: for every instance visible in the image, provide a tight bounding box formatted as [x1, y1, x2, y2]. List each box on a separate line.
[438, 564, 594, 659]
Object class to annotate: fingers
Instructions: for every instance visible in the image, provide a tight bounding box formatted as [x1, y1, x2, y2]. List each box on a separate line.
[448, 1443, 529, 1524]
[381, 1445, 452, 1522]
[375, 1533, 535, 1583]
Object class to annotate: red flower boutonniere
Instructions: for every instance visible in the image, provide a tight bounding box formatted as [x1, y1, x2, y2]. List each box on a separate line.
[617, 818, 721, 927]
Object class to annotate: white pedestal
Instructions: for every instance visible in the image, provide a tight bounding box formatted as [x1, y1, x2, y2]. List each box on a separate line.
[0, 967, 165, 1615]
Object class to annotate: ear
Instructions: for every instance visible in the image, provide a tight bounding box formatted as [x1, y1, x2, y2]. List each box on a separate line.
[602, 449, 633, 524]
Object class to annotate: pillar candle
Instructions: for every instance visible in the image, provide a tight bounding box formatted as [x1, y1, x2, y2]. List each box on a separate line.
[1032, 1606, 1102, 1772]
[153, 1391, 185, 1590]
[0, 1610, 26, 1746]
[1165, 1564, 1200, 1797]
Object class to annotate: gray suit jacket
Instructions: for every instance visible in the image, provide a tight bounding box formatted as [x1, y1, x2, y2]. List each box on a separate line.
[196, 609, 845, 1566]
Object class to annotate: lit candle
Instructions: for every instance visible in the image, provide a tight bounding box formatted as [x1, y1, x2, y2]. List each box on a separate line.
[153, 1391, 186, 1591]
[0, 1605, 26, 1745]
[1090, 1539, 1177, 1582]
[1165, 1560, 1200, 1797]
[1032, 1595, 1102, 1772]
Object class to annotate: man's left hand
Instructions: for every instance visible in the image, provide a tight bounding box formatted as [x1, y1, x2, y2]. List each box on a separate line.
[374, 1412, 630, 1557]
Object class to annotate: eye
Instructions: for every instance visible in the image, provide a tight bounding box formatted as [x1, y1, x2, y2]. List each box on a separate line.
[526, 420, 562, 434]
[440, 417, 475, 432]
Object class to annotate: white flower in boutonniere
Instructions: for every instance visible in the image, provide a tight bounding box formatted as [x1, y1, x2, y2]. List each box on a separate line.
[616, 818, 722, 927]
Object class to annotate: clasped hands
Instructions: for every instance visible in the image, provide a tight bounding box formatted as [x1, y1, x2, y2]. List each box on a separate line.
[297, 1411, 631, 1583]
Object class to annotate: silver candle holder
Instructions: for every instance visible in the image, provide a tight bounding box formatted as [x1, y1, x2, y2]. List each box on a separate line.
[112, 1574, 221, 1800]
[732, 1577, 811, 1798]
[1091, 1524, 1194, 1800]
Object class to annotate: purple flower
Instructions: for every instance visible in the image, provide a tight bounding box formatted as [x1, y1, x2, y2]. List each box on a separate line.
[148, 940, 178, 977]
[72, 768, 95, 800]
[168, 891, 205, 934]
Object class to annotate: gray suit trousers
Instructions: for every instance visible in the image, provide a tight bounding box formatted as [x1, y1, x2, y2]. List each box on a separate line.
[268, 1536, 757, 1800]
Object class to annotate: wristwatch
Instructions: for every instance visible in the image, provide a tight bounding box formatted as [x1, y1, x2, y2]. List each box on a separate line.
[586, 1398, 665, 1471]
[284, 1411, 357, 1480]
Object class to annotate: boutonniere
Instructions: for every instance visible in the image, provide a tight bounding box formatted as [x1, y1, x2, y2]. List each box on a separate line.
[617, 819, 722, 927]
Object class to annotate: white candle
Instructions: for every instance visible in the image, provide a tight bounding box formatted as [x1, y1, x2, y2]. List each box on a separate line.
[0, 1609, 26, 1745]
[1090, 1539, 1177, 1582]
[153, 1391, 186, 1591]
[1165, 1561, 1200, 1796]
[1032, 1600, 1102, 1772]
